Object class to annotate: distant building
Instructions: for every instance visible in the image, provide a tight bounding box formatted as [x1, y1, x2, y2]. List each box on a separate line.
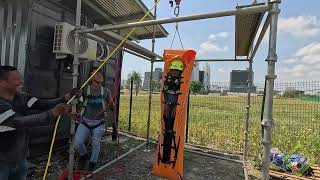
[191, 62, 200, 81]
[143, 68, 163, 90]
[192, 63, 211, 91]
[199, 71, 204, 84]
[229, 69, 256, 93]
[203, 63, 211, 91]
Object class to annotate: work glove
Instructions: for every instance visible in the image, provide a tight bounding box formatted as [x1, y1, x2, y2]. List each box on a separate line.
[65, 88, 83, 101]
[50, 103, 67, 117]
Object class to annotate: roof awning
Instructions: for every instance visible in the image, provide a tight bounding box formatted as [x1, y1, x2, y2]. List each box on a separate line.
[56, 0, 166, 60]
[235, 3, 265, 57]
[82, 0, 168, 40]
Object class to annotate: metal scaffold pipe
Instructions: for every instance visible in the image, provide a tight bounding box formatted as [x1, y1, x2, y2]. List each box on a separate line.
[261, 1, 280, 179]
[68, 0, 82, 179]
[145, 0, 157, 152]
[81, 4, 270, 34]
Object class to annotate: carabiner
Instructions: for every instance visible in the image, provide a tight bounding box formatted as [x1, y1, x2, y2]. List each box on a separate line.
[174, 5, 180, 17]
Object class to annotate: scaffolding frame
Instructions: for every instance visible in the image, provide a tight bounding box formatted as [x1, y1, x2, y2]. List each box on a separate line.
[70, 0, 281, 180]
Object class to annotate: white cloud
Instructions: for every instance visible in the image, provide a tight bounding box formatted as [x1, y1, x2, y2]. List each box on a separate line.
[208, 32, 229, 39]
[284, 58, 297, 64]
[295, 42, 320, 56]
[199, 41, 229, 54]
[218, 68, 227, 73]
[278, 42, 320, 81]
[294, 42, 320, 65]
[255, 16, 320, 43]
[278, 16, 320, 37]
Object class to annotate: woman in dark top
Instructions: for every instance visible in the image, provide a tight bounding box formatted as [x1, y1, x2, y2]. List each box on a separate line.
[74, 67, 114, 171]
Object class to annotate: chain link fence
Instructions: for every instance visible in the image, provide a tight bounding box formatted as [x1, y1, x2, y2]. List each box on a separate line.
[118, 81, 320, 163]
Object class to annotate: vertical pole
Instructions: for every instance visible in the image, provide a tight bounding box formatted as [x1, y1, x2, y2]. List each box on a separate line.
[145, 60, 154, 152]
[185, 91, 190, 143]
[128, 78, 133, 132]
[243, 61, 253, 180]
[113, 51, 123, 141]
[145, 0, 157, 152]
[262, 1, 280, 180]
[69, 0, 81, 179]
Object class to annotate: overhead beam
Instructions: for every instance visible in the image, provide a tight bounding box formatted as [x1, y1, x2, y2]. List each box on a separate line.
[195, 58, 249, 62]
[83, 32, 163, 61]
[155, 58, 249, 62]
[123, 49, 151, 61]
[81, 4, 270, 34]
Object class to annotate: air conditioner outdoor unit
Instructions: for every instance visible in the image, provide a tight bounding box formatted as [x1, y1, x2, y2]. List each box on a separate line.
[53, 22, 97, 60]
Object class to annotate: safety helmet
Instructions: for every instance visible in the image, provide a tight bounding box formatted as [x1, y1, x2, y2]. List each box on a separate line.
[170, 60, 184, 71]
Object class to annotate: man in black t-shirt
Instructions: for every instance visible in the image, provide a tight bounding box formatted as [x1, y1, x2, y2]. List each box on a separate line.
[0, 65, 76, 180]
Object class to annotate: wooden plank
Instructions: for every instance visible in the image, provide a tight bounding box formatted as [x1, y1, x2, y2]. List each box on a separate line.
[270, 170, 316, 180]
[270, 165, 320, 180]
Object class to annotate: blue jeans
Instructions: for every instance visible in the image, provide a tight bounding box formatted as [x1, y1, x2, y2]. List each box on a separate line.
[75, 118, 103, 163]
[0, 159, 28, 180]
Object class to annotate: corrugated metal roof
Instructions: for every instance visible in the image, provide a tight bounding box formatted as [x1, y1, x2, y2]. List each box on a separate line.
[83, 0, 168, 40]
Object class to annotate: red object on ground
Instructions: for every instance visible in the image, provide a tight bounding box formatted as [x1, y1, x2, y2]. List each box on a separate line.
[59, 170, 81, 180]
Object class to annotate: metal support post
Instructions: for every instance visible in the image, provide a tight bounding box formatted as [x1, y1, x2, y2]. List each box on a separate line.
[243, 60, 253, 180]
[145, 0, 157, 152]
[68, 0, 81, 179]
[261, 1, 280, 180]
[128, 78, 133, 132]
[145, 60, 154, 152]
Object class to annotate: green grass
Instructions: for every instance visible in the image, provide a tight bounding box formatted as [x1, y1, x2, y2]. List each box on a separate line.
[118, 94, 320, 165]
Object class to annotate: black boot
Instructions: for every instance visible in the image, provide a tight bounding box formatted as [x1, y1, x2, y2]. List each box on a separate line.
[88, 162, 96, 171]
[78, 154, 89, 170]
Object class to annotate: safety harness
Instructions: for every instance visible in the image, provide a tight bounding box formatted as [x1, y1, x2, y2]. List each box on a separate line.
[79, 86, 107, 130]
[159, 72, 183, 168]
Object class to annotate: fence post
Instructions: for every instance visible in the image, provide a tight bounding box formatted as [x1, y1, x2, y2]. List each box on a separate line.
[185, 91, 191, 143]
[243, 61, 253, 180]
[128, 78, 133, 132]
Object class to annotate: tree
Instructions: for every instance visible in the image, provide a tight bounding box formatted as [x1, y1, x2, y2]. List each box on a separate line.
[127, 71, 142, 96]
[190, 81, 202, 94]
[283, 88, 304, 98]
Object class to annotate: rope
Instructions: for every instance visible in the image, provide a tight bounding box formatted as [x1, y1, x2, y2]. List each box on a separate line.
[169, 30, 177, 49]
[42, 0, 162, 179]
[169, 5, 184, 49]
[176, 23, 184, 49]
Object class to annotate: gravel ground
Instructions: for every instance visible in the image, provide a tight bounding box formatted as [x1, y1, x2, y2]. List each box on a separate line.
[27, 134, 260, 180]
[94, 144, 248, 180]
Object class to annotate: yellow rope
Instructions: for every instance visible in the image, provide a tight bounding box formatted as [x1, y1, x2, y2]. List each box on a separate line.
[42, 0, 161, 179]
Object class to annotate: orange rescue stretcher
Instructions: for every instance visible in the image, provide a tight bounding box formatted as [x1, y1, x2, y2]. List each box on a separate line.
[153, 49, 196, 180]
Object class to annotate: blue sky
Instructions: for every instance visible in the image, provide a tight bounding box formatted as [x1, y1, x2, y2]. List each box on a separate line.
[121, 0, 320, 83]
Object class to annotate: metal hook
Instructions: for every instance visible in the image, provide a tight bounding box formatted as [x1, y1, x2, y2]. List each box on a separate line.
[169, 0, 174, 7]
